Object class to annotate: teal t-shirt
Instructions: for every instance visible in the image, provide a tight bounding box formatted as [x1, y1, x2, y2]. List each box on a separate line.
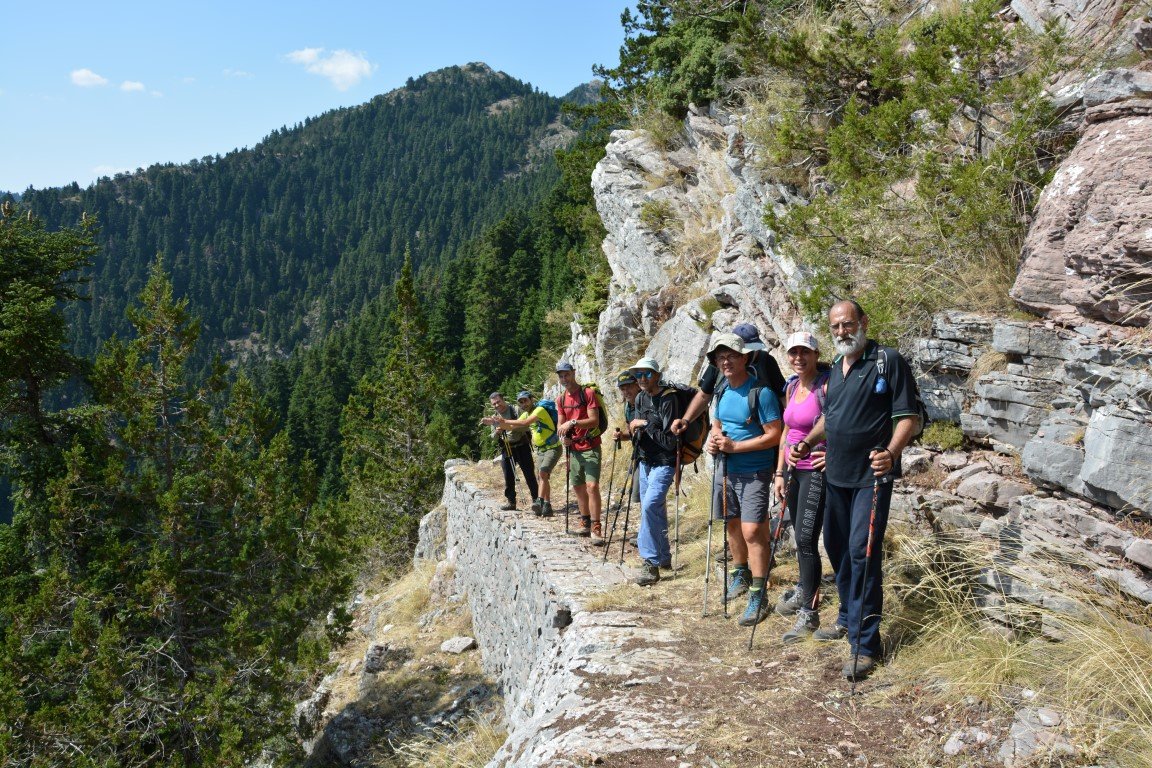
[713, 378, 781, 474]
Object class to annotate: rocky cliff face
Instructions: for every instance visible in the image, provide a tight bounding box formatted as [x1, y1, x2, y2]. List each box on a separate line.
[575, 68, 1152, 622]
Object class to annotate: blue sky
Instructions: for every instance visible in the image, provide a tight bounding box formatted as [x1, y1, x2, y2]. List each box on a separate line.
[1, 1, 630, 193]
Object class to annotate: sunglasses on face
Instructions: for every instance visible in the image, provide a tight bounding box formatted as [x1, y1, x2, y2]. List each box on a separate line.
[634, 370, 656, 379]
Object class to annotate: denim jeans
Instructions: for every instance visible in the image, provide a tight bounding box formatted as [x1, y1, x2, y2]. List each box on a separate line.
[637, 462, 674, 567]
[823, 479, 892, 658]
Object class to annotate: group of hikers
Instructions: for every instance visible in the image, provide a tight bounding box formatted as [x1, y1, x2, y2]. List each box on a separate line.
[481, 300, 921, 681]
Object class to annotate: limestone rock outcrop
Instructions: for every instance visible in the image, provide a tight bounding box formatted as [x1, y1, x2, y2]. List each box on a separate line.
[589, 105, 805, 412]
[1011, 68, 1152, 327]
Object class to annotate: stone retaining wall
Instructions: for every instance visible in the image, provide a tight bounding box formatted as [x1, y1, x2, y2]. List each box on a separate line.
[417, 464, 692, 766]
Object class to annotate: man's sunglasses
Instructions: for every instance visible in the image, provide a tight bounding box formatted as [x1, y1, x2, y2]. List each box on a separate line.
[634, 370, 657, 379]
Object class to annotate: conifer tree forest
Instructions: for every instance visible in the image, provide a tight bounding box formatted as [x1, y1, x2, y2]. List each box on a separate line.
[1, 60, 611, 764]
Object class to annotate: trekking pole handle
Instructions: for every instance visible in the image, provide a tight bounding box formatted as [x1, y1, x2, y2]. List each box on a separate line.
[870, 444, 894, 482]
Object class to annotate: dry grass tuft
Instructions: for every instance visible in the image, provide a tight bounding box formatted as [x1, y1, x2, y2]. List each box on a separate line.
[886, 531, 1152, 767]
[967, 350, 1010, 386]
[387, 712, 507, 768]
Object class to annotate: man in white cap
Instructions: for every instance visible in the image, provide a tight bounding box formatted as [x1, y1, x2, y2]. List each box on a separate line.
[627, 356, 680, 585]
[704, 333, 783, 626]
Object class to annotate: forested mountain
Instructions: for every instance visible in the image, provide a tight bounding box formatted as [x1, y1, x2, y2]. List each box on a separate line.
[18, 63, 567, 366]
[0, 57, 610, 760]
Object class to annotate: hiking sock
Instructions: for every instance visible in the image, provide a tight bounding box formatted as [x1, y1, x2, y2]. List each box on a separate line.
[729, 562, 749, 576]
[751, 577, 766, 592]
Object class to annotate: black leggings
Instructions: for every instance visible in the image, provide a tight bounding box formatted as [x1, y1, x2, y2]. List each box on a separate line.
[786, 468, 825, 611]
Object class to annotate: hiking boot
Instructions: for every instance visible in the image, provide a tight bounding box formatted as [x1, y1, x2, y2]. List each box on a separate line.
[725, 567, 751, 602]
[813, 623, 848, 642]
[737, 588, 770, 627]
[590, 521, 606, 546]
[531, 498, 544, 516]
[634, 563, 660, 586]
[500, 500, 517, 511]
[540, 501, 554, 518]
[572, 515, 592, 537]
[781, 609, 820, 644]
[843, 654, 877, 680]
[776, 587, 801, 617]
[659, 559, 672, 570]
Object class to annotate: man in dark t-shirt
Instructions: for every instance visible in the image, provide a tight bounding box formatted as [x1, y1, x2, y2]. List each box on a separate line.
[794, 300, 919, 681]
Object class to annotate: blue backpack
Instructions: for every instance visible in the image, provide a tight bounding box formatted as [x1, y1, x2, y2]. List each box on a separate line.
[533, 399, 560, 447]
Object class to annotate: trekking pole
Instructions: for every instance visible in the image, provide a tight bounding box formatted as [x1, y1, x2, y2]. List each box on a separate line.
[720, 437, 730, 620]
[702, 444, 719, 617]
[608, 451, 645, 564]
[748, 467, 793, 651]
[672, 436, 682, 572]
[852, 461, 885, 696]
[563, 445, 571, 534]
[605, 437, 619, 527]
[501, 431, 520, 492]
[606, 448, 639, 562]
[619, 453, 641, 565]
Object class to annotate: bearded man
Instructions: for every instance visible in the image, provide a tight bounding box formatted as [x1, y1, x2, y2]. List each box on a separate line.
[793, 300, 919, 681]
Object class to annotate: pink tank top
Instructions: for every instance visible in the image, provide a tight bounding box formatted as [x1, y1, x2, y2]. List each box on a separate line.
[783, 381, 826, 472]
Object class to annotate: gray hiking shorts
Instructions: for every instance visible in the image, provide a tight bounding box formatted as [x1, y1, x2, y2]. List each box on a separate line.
[536, 444, 561, 474]
[712, 468, 772, 524]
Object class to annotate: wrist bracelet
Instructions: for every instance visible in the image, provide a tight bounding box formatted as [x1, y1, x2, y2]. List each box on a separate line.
[796, 439, 809, 450]
[774, 471, 785, 478]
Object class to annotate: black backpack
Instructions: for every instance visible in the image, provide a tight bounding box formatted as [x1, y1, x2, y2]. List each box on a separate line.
[657, 382, 709, 465]
[875, 347, 929, 441]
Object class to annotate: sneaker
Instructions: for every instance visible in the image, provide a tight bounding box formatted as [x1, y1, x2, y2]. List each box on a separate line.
[500, 500, 516, 511]
[725, 567, 751, 602]
[813, 624, 848, 642]
[634, 563, 660, 586]
[782, 609, 820, 644]
[659, 560, 672, 570]
[590, 521, 606, 546]
[737, 588, 769, 627]
[540, 501, 554, 518]
[776, 587, 800, 617]
[531, 498, 543, 515]
[843, 654, 877, 680]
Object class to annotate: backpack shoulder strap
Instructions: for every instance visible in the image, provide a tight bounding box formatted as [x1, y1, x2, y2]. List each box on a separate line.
[814, 370, 830, 412]
[745, 386, 764, 428]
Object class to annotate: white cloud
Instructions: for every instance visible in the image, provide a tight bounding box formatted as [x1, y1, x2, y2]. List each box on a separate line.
[71, 68, 109, 87]
[150, 90, 164, 98]
[120, 80, 145, 92]
[286, 47, 374, 91]
[223, 68, 254, 79]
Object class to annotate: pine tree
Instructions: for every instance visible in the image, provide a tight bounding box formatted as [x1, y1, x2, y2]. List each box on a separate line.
[340, 254, 454, 568]
[0, 264, 356, 767]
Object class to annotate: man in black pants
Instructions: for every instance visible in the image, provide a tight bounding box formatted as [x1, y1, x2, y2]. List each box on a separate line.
[794, 301, 919, 680]
[486, 392, 538, 511]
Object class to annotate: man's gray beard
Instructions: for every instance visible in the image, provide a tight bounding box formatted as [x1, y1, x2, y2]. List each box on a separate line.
[834, 326, 867, 356]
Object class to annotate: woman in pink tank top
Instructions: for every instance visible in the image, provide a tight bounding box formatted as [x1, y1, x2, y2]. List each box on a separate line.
[772, 332, 830, 644]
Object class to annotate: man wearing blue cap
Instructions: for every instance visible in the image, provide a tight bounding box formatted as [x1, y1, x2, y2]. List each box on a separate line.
[485, 390, 560, 517]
